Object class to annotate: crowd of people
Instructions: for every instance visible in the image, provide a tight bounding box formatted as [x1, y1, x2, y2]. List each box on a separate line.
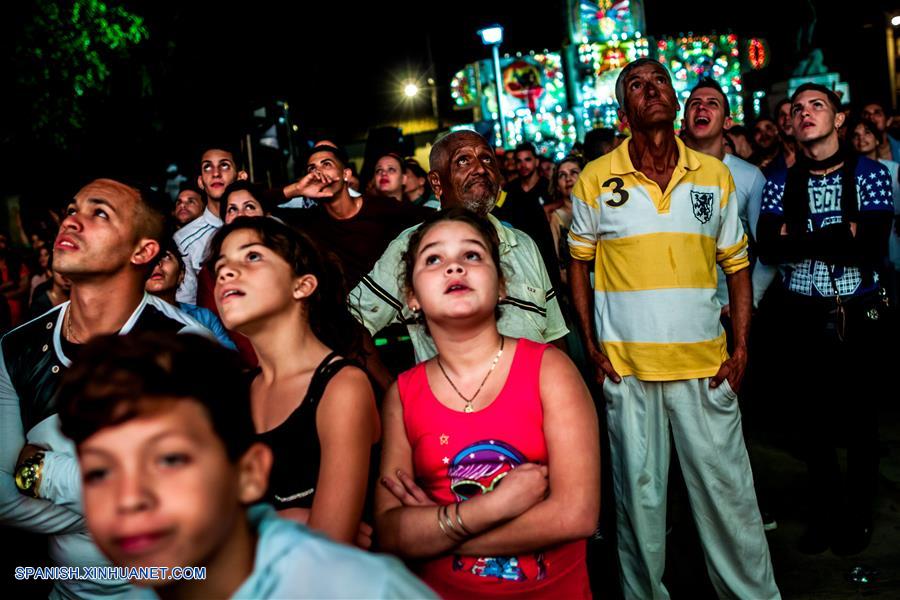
[0, 56, 896, 599]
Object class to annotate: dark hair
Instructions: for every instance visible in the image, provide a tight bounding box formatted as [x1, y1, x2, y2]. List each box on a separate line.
[790, 83, 841, 113]
[726, 124, 750, 139]
[850, 117, 878, 139]
[862, 100, 890, 117]
[723, 134, 736, 154]
[178, 182, 205, 202]
[514, 142, 537, 158]
[161, 238, 185, 275]
[219, 181, 274, 222]
[848, 117, 881, 155]
[404, 158, 428, 180]
[583, 128, 617, 161]
[687, 78, 731, 116]
[58, 332, 256, 461]
[206, 217, 363, 357]
[88, 177, 173, 258]
[198, 141, 245, 171]
[402, 208, 504, 327]
[306, 144, 349, 170]
[404, 158, 433, 199]
[549, 154, 586, 201]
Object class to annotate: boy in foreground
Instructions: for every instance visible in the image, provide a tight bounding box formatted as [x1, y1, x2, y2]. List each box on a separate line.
[57, 332, 434, 599]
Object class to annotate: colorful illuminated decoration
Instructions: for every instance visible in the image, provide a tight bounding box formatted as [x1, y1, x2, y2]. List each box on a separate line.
[655, 34, 745, 123]
[577, 37, 650, 129]
[503, 61, 544, 112]
[574, 0, 645, 44]
[448, 0, 769, 152]
[746, 38, 769, 70]
[451, 52, 574, 155]
[450, 64, 479, 109]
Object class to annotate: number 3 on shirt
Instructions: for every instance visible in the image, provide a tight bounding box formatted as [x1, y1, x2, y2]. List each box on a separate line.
[603, 177, 630, 207]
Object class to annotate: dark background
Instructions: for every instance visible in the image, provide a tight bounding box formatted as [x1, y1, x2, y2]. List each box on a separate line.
[2, 0, 899, 198]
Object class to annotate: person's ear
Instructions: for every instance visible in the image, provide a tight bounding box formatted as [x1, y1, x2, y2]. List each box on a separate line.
[292, 274, 318, 301]
[132, 239, 160, 268]
[406, 288, 421, 313]
[724, 116, 734, 130]
[401, 172, 408, 187]
[343, 167, 352, 182]
[617, 109, 629, 128]
[237, 443, 272, 504]
[197, 175, 205, 191]
[428, 171, 443, 198]
[236, 170, 249, 182]
[680, 117, 686, 132]
[177, 266, 185, 287]
[834, 110, 846, 131]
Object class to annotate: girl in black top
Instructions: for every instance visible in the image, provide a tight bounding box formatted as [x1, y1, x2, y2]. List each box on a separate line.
[207, 217, 380, 547]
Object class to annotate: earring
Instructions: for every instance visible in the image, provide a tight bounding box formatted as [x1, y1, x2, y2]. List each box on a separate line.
[410, 305, 420, 313]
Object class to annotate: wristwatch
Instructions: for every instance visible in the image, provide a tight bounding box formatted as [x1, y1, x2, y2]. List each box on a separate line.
[15, 452, 45, 498]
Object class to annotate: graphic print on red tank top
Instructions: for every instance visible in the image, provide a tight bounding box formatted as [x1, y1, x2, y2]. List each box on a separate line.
[398, 338, 589, 598]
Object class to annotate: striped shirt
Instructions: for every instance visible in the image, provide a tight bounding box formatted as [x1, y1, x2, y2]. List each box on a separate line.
[174, 207, 223, 303]
[568, 137, 749, 381]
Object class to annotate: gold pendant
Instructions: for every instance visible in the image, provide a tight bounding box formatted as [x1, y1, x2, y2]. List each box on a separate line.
[464, 404, 474, 413]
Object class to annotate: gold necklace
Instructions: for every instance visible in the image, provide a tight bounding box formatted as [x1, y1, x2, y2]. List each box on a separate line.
[65, 308, 82, 344]
[436, 337, 505, 413]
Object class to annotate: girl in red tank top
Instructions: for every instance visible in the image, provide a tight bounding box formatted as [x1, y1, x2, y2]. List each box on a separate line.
[375, 208, 600, 599]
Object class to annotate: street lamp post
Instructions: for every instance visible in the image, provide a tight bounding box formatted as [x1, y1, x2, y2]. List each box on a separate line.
[889, 14, 900, 110]
[402, 79, 440, 128]
[478, 25, 508, 149]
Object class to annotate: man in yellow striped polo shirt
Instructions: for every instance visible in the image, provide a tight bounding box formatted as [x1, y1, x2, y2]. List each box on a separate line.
[568, 59, 779, 599]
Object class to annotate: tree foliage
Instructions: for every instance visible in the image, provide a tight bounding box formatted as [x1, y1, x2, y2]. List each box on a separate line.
[14, 0, 148, 149]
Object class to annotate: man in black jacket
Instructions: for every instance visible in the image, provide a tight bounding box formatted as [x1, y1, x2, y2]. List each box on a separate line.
[757, 83, 894, 556]
[0, 177, 211, 598]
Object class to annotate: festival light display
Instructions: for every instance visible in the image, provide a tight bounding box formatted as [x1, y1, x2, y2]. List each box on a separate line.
[655, 34, 745, 124]
[449, 0, 767, 151]
[746, 38, 770, 70]
[574, 0, 645, 43]
[577, 36, 650, 129]
[451, 52, 577, 157]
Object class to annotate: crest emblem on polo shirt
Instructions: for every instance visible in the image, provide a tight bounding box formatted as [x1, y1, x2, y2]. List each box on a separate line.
[690, 191, 714, 224]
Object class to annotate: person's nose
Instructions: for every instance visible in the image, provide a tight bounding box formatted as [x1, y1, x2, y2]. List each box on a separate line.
[445, 262, 464, 275]
[60, 210, 83, 233]
[115, 468, 155, 515]
[217, 261, 238, 284]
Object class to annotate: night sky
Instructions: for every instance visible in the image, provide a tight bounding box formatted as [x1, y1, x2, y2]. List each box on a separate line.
[4, 0, 899, 195]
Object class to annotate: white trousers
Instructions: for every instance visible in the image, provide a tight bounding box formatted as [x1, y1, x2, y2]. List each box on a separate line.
[603, 376, 780, 600]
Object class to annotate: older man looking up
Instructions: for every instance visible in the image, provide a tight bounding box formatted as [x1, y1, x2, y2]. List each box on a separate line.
[349, 130, 567, 367]
[568, 58, 779, 599]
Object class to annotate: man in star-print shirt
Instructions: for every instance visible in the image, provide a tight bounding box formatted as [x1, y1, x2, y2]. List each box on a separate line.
[757, 83, 893, 558]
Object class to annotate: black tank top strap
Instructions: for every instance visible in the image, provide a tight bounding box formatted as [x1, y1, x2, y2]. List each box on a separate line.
[305, 352, 360, 406]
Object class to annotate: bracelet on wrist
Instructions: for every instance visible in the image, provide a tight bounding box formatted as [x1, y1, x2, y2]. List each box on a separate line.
[454, 502, 473, 536]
